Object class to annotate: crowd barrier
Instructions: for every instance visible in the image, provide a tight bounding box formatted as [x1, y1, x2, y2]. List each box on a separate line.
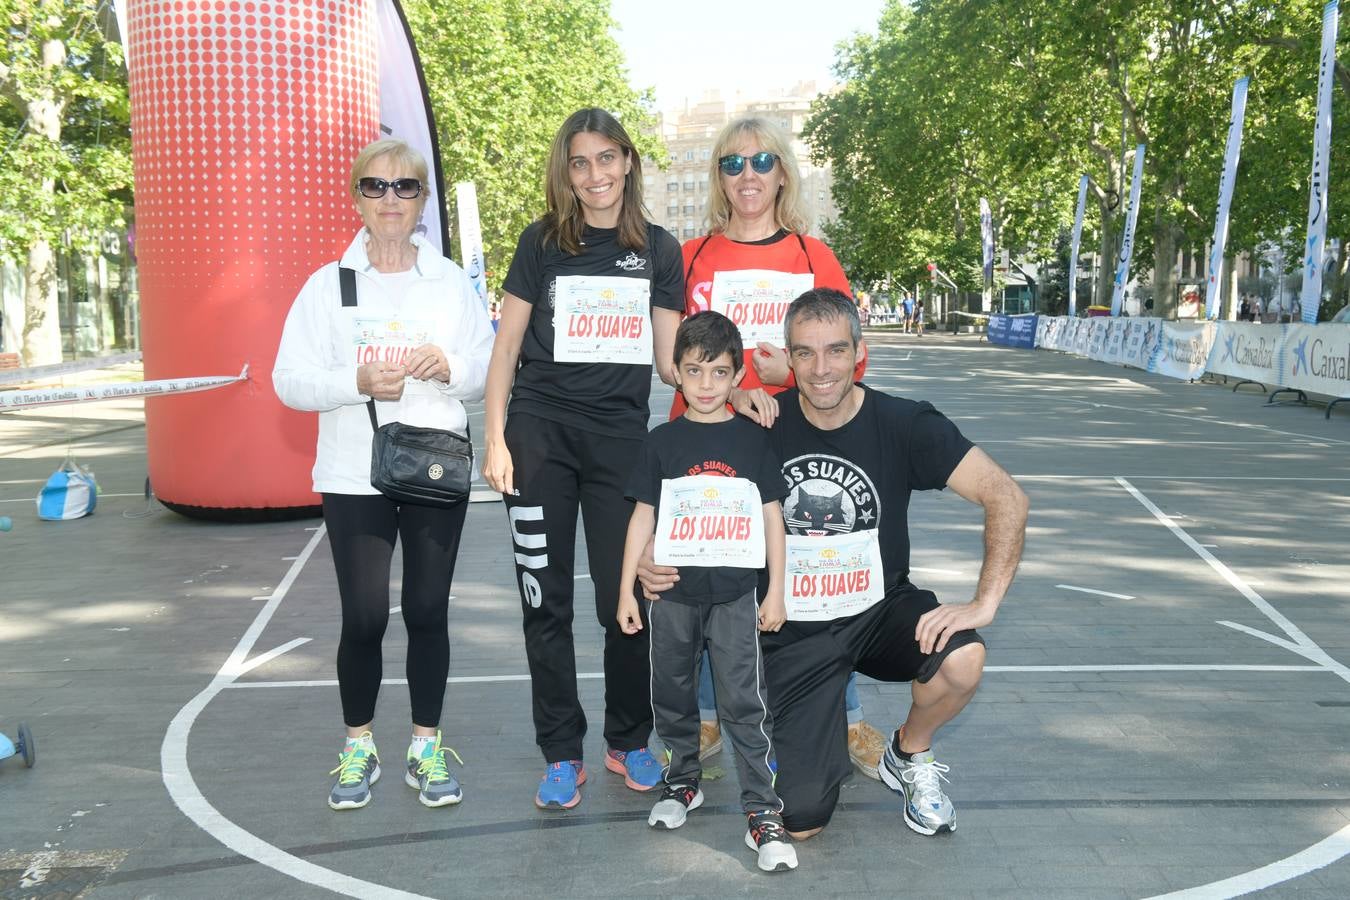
[1011, 314, 1350, 418]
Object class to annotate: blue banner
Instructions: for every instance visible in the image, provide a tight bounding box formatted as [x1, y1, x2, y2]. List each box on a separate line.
[988, 314, 1039, 348]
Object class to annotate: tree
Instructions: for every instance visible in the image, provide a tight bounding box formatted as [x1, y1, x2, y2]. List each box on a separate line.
[808, 0, 1349, 319]
[0, 0, 131, 365]
[403, 0, 660, 292]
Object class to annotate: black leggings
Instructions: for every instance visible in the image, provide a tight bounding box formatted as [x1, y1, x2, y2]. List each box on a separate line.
[322, 493, 468, 728]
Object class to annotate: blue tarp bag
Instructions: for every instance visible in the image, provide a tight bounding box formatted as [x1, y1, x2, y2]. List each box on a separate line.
[36, 460, 98, 521]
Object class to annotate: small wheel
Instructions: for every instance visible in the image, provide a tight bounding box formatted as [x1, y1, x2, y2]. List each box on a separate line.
[17, 723, 34, 767]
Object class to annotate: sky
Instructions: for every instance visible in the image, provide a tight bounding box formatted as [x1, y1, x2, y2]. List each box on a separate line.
[608, 0, 887, 113]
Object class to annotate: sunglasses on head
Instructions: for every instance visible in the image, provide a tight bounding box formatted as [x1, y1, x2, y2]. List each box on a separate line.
[357, 177, 423, 199]
[718, 152, 779, 176]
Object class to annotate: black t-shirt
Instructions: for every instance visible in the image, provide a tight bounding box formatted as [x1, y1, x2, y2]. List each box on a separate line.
[503, 220, 684, 438]
[770, 385, 973, 599]
[626, 415, 788, 606]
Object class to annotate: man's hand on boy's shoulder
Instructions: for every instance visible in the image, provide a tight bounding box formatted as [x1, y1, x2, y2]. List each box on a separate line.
[731, 387, 779, 428]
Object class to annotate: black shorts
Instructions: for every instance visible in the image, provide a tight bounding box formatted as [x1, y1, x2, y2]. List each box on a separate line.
[760, 586, 985, 832]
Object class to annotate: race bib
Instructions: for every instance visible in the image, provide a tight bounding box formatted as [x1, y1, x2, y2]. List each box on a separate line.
[710, 270, 814, 346]
[783, 530, 884, 621]
[552, 275, 652, 364]
[352, 316, 435, 368]
[654, 475, 765, 568]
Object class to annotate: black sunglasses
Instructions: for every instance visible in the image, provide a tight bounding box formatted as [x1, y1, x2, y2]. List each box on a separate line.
[718, 152, 779, 176]
[357, 177, 423, 199]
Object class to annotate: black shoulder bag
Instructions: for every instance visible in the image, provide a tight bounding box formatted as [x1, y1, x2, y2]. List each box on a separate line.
[340, 266, 472, 507]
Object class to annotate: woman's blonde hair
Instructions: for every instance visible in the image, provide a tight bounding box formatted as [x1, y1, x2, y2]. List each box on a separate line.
[541, 108, 649, 255]
[705, 116, 809, 236]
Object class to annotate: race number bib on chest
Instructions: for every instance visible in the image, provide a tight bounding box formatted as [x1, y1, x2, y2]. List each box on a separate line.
[552, 275, 652, 364]
[710, 270, 814, 346]
[655, 475, 765, 568]
[784, 530, 884, 621]
[352, 317, 435, 367]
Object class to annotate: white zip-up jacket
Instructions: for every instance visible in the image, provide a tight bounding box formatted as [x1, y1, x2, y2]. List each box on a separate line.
[273, 230, 494, 495]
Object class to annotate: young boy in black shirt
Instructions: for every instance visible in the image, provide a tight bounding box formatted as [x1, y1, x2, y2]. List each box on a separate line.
[617, 312, 797, 873]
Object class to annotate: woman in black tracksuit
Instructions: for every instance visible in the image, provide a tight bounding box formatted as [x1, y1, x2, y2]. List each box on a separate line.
[482, 108, 684, 808]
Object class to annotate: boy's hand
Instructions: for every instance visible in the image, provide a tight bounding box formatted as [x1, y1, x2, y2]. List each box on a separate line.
[617, 594, 644, 634]
[731, 387, 779, 427]
[757, 593, 787, 633]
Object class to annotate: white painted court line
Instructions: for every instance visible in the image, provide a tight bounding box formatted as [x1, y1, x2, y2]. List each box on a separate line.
[161, 524, 433, 900]
[1143, 822, 1350, 900]
[910, 566, 967, 577]
[1071, 400, 1350, 446]
[1056, 584, 1135, 600]
[1115, 477, 1350, 686]
[1013, 475, 1350, 481]
[1118, 476, 1350, 897]
[222, 664, 1329, 690]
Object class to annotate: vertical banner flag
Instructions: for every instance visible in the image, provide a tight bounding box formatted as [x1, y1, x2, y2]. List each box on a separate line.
[1299, 0, 1340, 324]
[980, 198, 994, 284]
[375, 0, 449, 254]
[1067, 175, 1089, 318]
[1205, 77, 1249, 320]
[456, 182, 490, 311]
[1111, 145, 1146, 317]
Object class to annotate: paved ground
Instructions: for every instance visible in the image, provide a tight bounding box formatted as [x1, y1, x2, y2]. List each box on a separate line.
[2, 332, 1348, 899]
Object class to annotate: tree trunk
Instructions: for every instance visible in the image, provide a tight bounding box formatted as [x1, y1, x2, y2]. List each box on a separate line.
[1094, 207, 1118, 312]
[22, 237, 62, 366]
[1151, 219, 1181, 320]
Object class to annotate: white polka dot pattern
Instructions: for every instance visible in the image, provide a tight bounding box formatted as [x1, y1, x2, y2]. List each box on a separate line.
[125, 0, 378, 510]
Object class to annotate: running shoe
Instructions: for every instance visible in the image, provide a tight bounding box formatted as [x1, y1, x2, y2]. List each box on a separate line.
[604, 746, 662, 791]
[647, 783, 703, 829]
[879, 735, 955, 835]
[744, 811, 798, 872]
[404, 731, 464, 808]
[535, 760, 586, 809]
[846, 720, 886, 781]
[698, 721, 723, 761]
[328, 733, 380, 810]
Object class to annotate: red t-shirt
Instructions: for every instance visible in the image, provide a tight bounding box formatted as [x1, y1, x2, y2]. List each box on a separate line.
[671, 230, 866, 418]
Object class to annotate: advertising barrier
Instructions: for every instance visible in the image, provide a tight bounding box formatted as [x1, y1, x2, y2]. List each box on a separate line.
[1030, 315, 1350, 401]
[987, 314, 1038, 348]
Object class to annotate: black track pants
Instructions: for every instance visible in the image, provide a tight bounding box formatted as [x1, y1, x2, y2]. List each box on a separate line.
[323, 492, 467, 728]
[503, 412, 652, 763]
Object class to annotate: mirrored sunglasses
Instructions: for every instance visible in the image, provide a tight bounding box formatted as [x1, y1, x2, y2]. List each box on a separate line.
[718, 152, 779, 176]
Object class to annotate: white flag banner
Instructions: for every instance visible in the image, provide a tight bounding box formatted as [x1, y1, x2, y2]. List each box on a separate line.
[1067, 176, 1089, 318]
[1111, 145, 1146, 316]
[375, 0, 448, 255]
[980, 198, 994, 284]
[1205, 76, 1250, 320]
[0, 367, 248, 411]
[1299, 0, 1340, 324]
[456, 182, 490, 311]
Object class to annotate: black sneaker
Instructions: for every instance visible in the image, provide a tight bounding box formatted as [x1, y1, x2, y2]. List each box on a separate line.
[744, 811, 798, 872]
[647, 783, 703, 829]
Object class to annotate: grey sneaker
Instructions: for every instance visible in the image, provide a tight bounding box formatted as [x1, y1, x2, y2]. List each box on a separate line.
[648, 783, 703, 829]
[404, 731, 464, 808]
[744, 811, 798, 872]
[879, 741, 955, 835]
[328, 735, 381, 810]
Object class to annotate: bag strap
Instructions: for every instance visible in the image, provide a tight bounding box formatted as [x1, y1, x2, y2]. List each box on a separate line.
[338, 266, 381, 432]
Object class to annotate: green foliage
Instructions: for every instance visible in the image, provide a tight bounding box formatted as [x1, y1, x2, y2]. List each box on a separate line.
[808, 0, 1348, 307]
[0, 0, 132, 262]
[403, 0, 660, 290]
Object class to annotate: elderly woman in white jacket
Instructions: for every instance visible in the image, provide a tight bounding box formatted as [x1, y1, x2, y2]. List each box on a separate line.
[274, 139, 494, 813]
